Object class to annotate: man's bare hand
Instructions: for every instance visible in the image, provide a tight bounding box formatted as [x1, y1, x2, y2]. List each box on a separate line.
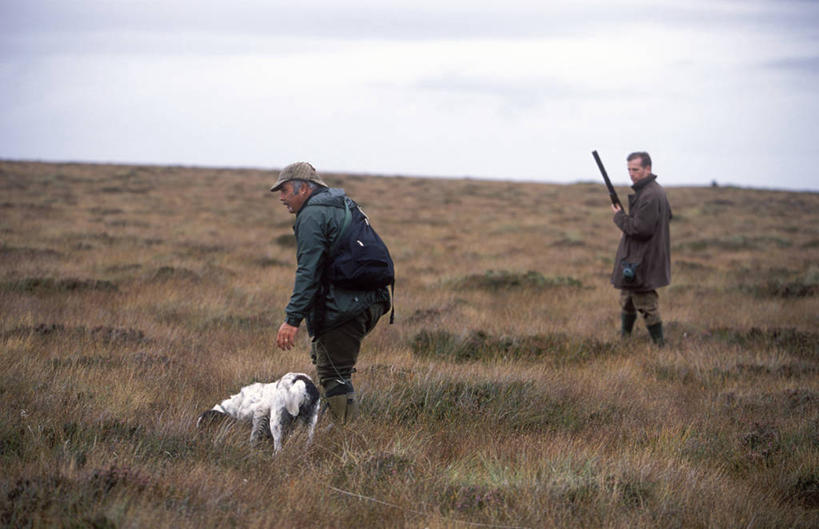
[611, 203, 622, 213]
[276, 322, 299, 350]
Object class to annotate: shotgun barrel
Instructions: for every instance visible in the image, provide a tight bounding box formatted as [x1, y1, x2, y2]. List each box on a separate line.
[592, 150, 623, 210]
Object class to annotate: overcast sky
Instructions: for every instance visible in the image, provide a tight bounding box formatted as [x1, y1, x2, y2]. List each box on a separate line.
[1, 0, 818, 190]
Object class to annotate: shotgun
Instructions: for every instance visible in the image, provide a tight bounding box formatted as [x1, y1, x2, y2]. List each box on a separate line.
[591, 150, 623, 210]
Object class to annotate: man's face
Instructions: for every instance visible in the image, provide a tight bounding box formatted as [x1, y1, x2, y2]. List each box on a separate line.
[627, 158, 652, 184]
[278, 181, 310, 214]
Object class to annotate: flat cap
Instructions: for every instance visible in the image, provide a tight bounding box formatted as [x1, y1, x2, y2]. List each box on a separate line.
[270, 162, 328, 192]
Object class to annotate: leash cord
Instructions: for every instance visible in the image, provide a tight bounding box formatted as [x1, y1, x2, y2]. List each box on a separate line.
[328, 486, 531, 529]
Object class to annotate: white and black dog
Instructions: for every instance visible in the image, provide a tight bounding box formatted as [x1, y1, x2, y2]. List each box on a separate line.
[197, 372, 320, 452]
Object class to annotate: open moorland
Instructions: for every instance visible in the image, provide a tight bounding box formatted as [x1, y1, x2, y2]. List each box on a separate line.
[1, 160, 818, 528]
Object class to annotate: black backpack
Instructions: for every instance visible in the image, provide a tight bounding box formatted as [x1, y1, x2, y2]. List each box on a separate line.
[327, 197, 395, 322]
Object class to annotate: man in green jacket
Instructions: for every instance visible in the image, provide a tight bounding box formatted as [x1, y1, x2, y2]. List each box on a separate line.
[611, 152, 672, 346]
[271, 162, 391, 423]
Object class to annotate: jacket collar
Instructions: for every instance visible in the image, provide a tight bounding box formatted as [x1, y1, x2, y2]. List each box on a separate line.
[296, 186, 330, 216]
[632, 173, 657, 191]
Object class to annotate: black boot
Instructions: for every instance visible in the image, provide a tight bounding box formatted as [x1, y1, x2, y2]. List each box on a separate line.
[647, 322, 665, 347]
[621, 312, 637, 337]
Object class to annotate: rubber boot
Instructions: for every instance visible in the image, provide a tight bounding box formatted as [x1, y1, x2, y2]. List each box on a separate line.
[647, 322, 665, 347]
[621, 312, 637, 337]
[346, 394, 359, 422]
[325, 393, 357, 424]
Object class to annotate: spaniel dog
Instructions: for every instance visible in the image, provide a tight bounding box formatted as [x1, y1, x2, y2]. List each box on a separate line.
[197, 372, 320, 452]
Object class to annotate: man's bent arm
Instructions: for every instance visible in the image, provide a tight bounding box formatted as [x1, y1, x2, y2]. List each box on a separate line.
[613, 196, 660, 240]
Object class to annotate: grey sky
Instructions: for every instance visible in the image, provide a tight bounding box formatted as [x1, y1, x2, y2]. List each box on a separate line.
[2, 0, 818, 190]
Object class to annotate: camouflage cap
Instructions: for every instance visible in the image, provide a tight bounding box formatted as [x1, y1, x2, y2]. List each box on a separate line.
[270, 162, 328, 192]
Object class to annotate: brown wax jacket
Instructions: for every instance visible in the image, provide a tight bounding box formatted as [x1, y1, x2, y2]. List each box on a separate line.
[611, 175, 672, 291]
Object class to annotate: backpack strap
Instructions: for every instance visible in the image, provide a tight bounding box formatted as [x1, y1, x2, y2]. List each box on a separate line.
[388, 281, 395, 324]
[328, 199, 353, 257]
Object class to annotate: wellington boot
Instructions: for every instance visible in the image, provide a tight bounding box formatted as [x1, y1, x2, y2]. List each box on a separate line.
[647, 322, 665, 347]
[325, 393, 357, 424]
[346, 395, 359, 422]
[621, 312, 637, 337]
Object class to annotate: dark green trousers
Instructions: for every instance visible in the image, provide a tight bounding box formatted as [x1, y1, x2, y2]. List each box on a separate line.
[311, 302, 387, 397]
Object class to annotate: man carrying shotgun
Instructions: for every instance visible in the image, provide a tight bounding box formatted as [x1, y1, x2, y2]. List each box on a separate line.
[606, 151, 672, 346]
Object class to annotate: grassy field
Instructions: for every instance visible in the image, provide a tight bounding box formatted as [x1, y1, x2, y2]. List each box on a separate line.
[1, 160, 817, 528]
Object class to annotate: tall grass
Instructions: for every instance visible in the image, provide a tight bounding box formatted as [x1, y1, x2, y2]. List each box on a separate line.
[1, 161, 817, 528]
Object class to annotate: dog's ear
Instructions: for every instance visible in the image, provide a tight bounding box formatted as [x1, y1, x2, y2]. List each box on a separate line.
[283, 380, 306, 416]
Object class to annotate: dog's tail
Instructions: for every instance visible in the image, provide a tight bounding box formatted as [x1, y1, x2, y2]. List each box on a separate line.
[197, 407, 228, 428]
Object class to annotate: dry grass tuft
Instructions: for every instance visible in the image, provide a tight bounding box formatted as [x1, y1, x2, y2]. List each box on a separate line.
[1, 160, 818, 528]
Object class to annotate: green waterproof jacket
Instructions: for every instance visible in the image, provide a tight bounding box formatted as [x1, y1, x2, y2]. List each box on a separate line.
[284, 187, 391, 337]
